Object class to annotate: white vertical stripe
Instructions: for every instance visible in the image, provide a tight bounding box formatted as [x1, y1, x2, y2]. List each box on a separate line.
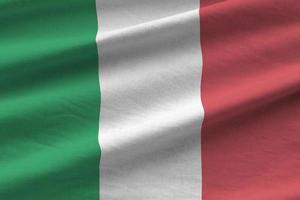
[96, 1, 203, 199]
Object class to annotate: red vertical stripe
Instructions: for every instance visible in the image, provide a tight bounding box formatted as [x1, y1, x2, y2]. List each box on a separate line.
[200, 0, 300, 199]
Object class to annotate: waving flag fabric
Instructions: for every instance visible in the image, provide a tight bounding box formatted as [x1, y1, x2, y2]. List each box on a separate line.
[1, 0, 300, 200]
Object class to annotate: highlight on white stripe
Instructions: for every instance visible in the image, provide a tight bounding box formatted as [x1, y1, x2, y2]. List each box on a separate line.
[96, 0, 203, 199]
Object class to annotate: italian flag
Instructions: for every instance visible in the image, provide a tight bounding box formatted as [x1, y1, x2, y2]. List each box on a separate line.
[0, 0, 299, 199]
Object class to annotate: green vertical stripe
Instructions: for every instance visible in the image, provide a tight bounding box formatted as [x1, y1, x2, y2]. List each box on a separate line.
[0, 1, 100, 199]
